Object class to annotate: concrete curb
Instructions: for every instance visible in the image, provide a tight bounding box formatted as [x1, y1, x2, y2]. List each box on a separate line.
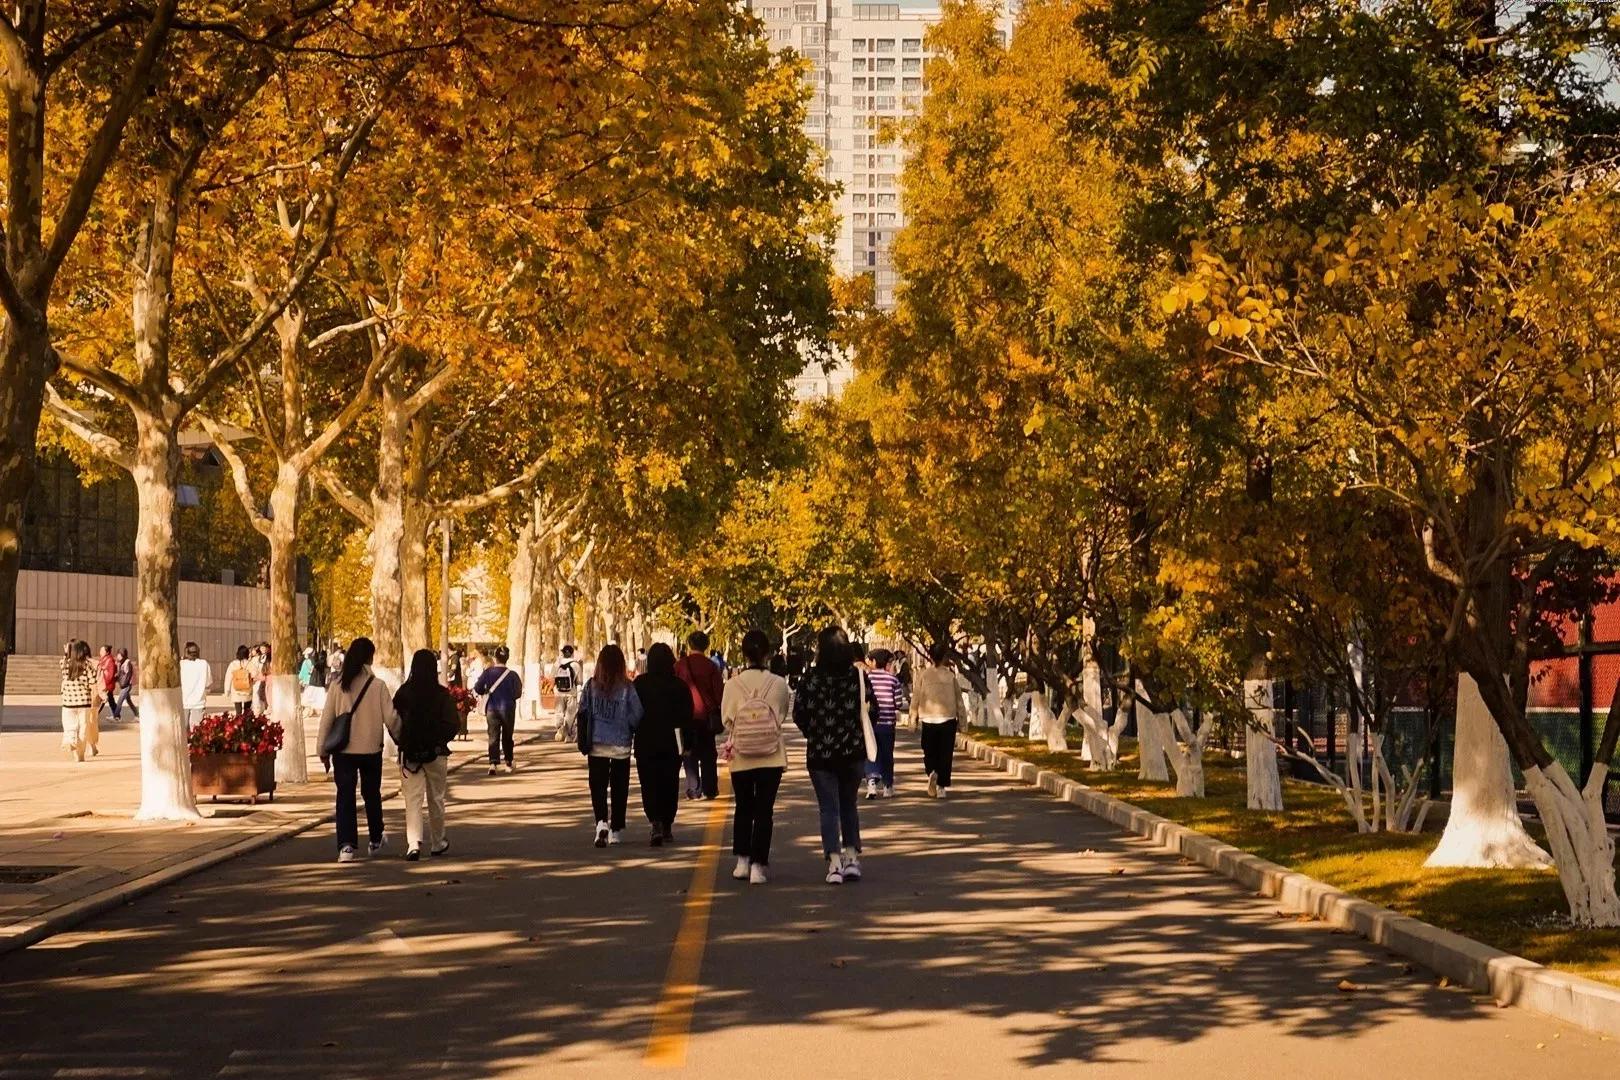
[0, 732, 548, 958]
[958, 732, 1620, 1039]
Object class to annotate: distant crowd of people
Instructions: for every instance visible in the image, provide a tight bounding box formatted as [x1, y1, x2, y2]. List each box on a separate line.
[57, 640, 137, 762]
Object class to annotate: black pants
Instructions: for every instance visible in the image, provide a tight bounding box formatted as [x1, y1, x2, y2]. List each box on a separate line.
[732, 766, 783, 865]
[921, 720, 958, 787]
[589, 755, 631, 830]
[685, 728, 719, 798]
[234, 700, 253, 717]
[333, 751, 384, 850]
[637, 753, 682, 830]
[487, 705, 516, 766]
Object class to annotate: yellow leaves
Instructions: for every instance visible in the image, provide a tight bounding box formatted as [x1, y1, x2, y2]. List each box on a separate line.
[1323, 267, 1338, 286]
[1207, 318, 1223, 337]
[1487, 202, 1515, 224]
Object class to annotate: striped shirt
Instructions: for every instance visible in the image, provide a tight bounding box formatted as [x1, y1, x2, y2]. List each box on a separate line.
[867, 669, 901, 725]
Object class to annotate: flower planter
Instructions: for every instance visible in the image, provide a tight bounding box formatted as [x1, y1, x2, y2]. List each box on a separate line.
[540, 692, 559, 711]
[191, 752, 277, 803]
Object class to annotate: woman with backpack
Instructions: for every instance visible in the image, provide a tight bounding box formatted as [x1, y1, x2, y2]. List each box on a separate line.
[578, 643, 644, 847]
[224, 645, 255, 716]
[393, 649, 460, 861]
[317, 637, 400, 864]
[633, 642, 692, 846]
[793, 626, 879, 885]
[721, 629, 791, 885]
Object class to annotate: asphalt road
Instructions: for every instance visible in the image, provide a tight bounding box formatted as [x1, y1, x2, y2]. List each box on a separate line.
[0, 735, 1614, 1078]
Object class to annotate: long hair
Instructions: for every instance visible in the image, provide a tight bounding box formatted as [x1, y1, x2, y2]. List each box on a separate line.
[814, 625, 852, 673]
[395, 648, 445, 716]
[341, 637, 376, 692]
[592, 643, 629, 692]
[66, 639, 91, 681]
[645, 641, 676, 677]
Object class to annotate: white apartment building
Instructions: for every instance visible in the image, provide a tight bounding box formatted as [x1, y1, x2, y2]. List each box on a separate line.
[752, 2, 1016, 311]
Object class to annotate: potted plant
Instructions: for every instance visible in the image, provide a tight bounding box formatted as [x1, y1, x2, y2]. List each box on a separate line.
[540, 675, 558, 712]
[189, 711, 285, 803]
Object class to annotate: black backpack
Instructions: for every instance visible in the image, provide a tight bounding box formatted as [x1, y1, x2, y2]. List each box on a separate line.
[554, 660, 579, 693]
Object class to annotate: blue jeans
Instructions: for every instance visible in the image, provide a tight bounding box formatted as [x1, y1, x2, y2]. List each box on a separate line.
[865, 724, 896, 787]
[333, 752, 384, 851]
[808, 760, 862, 857]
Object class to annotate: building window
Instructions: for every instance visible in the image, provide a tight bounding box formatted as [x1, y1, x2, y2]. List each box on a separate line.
[902, 57, 921, 72]
[876, 38, 895, 52]
[902, 38, 921, 53]
[795, 3, 816, 20]
[875, 57, 895, 71]
[902, 77, 920, 91]
[852, 77, 867, 90]
[852, 38, 866, 50]
[875, 95, 895, 109]
[875, 77, 895, 90]
[853, 57, 866, 71]
[877, 212, 897, 225]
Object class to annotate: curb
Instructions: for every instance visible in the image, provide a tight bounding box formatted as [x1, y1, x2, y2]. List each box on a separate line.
[0, 731, 549, 958]
[957, 732, 1620, 1040]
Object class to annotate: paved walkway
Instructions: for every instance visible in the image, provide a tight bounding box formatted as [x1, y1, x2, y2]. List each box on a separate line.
[0, 732, 1613, 1076]
[0, 711, 540, 953]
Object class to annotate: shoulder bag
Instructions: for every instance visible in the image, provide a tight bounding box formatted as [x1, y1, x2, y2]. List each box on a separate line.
[321, 676, 374, 757]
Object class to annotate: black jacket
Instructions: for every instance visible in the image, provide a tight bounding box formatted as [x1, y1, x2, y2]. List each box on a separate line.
[393, 683, 459, 764]
[793, 666, 877, 769]
[634, 671, 693, 759]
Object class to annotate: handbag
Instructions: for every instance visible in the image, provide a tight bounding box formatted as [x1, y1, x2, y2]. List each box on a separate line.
[321, 676, 374, 757]
[857, 670, 878, 763]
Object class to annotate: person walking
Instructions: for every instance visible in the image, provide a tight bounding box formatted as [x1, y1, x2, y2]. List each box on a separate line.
[60, 640, 100, 762]
[393, 649, 460, 861]
[112, 647, 139, 721]
[578, 643, 644, 847]
[675, 631, 724, 800]
[913, 643, 966, 798]
[473, 645, 522, 775]
[632, 642, 692, 846]
[863, 648, 903, 799]
[251, 642, 271, 714]
[552, 644, 584, 743]
[224, 645, 255, 716]
[95, 645, 118, 721]
[326, 639, 346, 686]
[722, 630, 791, 885]
[317, 636, 398, 864]
[793, 626, 878, 885]
[180, 642, 212, 730]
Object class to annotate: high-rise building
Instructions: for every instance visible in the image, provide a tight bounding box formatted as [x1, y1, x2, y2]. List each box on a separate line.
[753, 2, 1016, 313]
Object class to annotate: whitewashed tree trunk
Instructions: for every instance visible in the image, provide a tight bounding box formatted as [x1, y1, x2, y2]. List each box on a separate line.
[367, 385, 407, 679]
[1047, 702, 1070, 752]
[1522, 761, 1620, 926]
[1167, 708, 1209, 798]
[130, 414, 200, 821]
[1027, 691, 1055, 744]
[400, 506, 431, 658]
[1426, 673, 1550, 868]
[1136, 680, 1171, 781]
[265, 471, 307, 783]
[1245, 677, 1283, 811]
[505, 519, 535, 655]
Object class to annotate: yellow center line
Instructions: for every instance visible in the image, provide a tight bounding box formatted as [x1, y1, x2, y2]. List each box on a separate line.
[644, 780, 731, 1070]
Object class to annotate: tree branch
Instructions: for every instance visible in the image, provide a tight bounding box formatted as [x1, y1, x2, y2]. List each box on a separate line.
[313, 466, 374, 526]
[41, 0, 179, 288]
[289, 340, 400, 472]
[433, 456, 548, 516]
[197, 413, 272, 537]
[56, 350, 145, 407]
[43, 383, 136, 470]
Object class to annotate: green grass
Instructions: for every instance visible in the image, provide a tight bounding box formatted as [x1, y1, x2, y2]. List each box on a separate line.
[969, 728, 1620, 987]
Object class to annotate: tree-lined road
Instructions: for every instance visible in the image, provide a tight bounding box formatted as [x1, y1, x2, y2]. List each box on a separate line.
[1, 736, 1611, 1077]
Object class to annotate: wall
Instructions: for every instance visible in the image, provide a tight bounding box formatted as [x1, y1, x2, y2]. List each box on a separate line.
[16, 569, 308, 690]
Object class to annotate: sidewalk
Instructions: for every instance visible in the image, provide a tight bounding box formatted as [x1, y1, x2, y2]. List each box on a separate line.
[0, 710, 555, 954]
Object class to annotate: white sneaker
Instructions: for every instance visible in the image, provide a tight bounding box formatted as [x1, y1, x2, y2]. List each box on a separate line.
[883, 786, 895, 798]
[842, 853, 862, 882]
[503, 762, 516, 774]
[368, 834, 388, 855]
[865, 778, 879, 800]
[733, 855, 752, 880]
[594, 821, 609, 848]
[938, 786, 948, 799]
[926, 771, 939, 798]
[825, 854, 844, 885]
[749, 863, 769, 885]
[608, 830, 623, 846]
[337, 846, 358, 863]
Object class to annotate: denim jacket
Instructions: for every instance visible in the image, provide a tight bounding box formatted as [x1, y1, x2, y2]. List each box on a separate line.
[582, 680, 644, 750]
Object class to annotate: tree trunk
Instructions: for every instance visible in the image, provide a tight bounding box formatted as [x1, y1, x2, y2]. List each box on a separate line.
[0, 334, 49, 709]
[367, 385, 406, 680]
[130, 411, 198, 820]
[1245, 676, 1283, 811]
[505, 516, 536, 654]
[1522, 761, 1620, 926]
[399, 503, 431, 658]
[265, 469, 306, 783]
[1168, 709, 1207, 798]
[1426, 673, 1551, 867]
[1136, 679, 1171, 782]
